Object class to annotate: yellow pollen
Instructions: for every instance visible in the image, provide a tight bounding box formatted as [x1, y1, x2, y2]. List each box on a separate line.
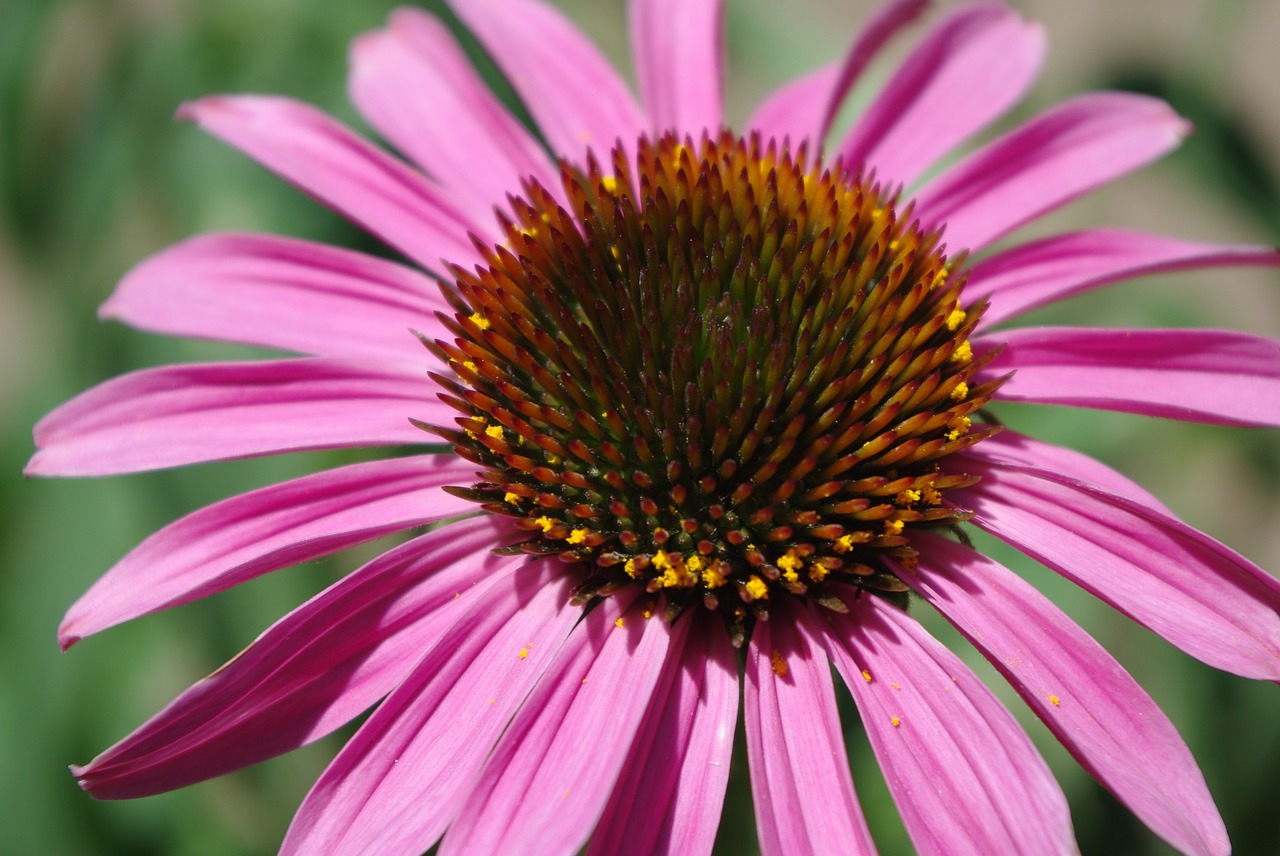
[883, 519, 905, 536]
[461, 360, 477, 373]
[896, 489, 921, 506]
[686, 555, 706, 572]
[770, 649, 789, 677]
[566, 528, 588, 545]
[808, 561, 830, 583]
[922, 485, 944, 505]
[485, 425, 505, 440]
[701, 562, 728, 589]
[642, 608, 652, 619]
[951, 340, 973, 364]
[624, 558, 639, 578]
[891, 716, 902, 727]
[503, 492, 520, 505]
[600, 175, 619, 195]
[946, 308, 967, 331]
[1048, 694, 1061, 707]
[659, 567, 682, 588]
[615, 617, 625, 628]
[469, 312, 490, 330]
[932, 266, 949, 287]
[950, 381, 969, 401]
[652, 550, 673, 570]
[834, 534, 856, 553]
[946, 416, 972, 441]
[535, 516, 556, 533]
[545, 453, 560, 465]
[862, 669, 873, 683]
[518, 647, 529, 660]
[777, 551, 802, 573]
[745, 575, 769, 600]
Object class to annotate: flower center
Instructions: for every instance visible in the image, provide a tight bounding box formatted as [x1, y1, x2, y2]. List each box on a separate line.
[429, 131, 1001, 641]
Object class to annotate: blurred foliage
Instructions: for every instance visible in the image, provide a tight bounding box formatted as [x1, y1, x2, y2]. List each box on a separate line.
[1, 1, 1277, 854]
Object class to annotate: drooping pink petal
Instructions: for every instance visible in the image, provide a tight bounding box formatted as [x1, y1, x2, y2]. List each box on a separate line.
[590, 617, 738, 856]
[745, 598, 876, 856]
[282, 560, 580, 856]
[952, 457, 1280, 679]
[977, 326, 1280, 426]
[836, 2, 1045, 190]
[747, 0, 931, 146]
[630, 0, 724, 134]
[903, 533, 1230, 856]
[101, 232, 448, 363]
[968, 229, 1280, 329]
[961, 429, 1172, 514]
[444, 0, 648, 161]
[349, 9, 560, 221]
[820, 594, 1077, 855]
[178, 96, 486, 271]
[914, 92, 1189, 251]
[440, 593, 671, 856]
[74, 517, 514, 799]
[60, 455, 477, 647]
[26, 358, 445, 477]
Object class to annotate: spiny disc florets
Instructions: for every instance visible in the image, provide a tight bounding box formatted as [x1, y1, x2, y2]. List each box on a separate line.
[428, 131, 1001, 638]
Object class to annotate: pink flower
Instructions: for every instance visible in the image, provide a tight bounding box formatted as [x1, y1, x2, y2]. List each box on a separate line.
[29, 1, 1280, 854]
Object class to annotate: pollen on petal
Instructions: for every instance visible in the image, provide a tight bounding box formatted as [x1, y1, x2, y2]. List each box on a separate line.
[770, 649, 789, 677]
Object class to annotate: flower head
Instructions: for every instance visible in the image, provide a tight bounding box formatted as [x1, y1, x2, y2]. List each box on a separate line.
[29, 1, 1280, 854]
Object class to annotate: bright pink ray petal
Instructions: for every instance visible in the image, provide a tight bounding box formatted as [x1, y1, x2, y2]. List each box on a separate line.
[630, 0, 724, 134]
[282, 560, 580, 856]
[178, 96, 486, 272]
[960, 429, 1172, 514]
[101, 232, 447, 362]
[745, 598, 877, 856]
[836, 2, 1045, 189]
[747, 0, 931, 146]
[444, 0, 648, 161]
[968, 229, 1280, 329]
[978, 326, 1280, 426]
[590, 617, 738, 856]
[349, 9, 560, 221]
[60, 456, 476, 648]
[74, 518, 513, 799]
[904, 533, 1230, 856]
[953, 457, 1280, 679]
[820, 594, 1077, 855]
[26, 358, 445, 477]
[915, 92, 1189, 251]
[440, 593, 671, 856]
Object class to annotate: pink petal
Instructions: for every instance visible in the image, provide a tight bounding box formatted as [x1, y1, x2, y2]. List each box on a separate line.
[961, 429, 1172, 514]
[747, 0, 932, 146]
[914, 92, 1189, 251]
[978, 326, 1280, 426]
[349, 9, 560, 221]
[74, 517, 513, 799]
[444, 0, 648, 161]
[282, 559, 580, 856]
[178, 96, 486, 272]
[820, 594, 1077, 855]
[836, 2, 1045, 189]
[440, 593, 671, 856]
[953, 457, 1280, 678]
[745, 598, 876, 856]
[904, 533, 1230, 856]
[590, 617, 738, 856]
[26, 358, 445, 477]
[101, 232, 448, 363]
[60, 455, 476, 647]
[968, 229, 1280, 329]
[630, 0, 724, 134]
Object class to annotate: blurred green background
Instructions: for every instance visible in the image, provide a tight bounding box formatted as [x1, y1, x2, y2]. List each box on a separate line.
[2, 0, 1277, 853]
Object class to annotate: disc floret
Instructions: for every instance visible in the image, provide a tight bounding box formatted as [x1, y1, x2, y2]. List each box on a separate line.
[428, 131, 1002, 637]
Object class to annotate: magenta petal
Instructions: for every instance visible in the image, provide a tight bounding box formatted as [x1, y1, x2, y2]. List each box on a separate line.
[837, 2, 1045, 189]
[26, 358, 444, 476]
[440, 594, 671, 856]
[915, 92, 1189, 251]
[745, 598, 876, 856]
[630, 0, 723, 134]
[59, 456, 476, 647]
[349, 9, 559, 221]
[820, 594, 1077, 855]
[101, 232, 447, 362]
[978, 326, 1280, 426]
[954, 457, 1280, 678]
[590, 617, 738, 856]
[179, 96, 485, 271]
[73, 518, 512, 799]
[962, 429, 1172, 514]
[282, 560, 579, 856]
[904, 533, 1230, 856]
[445, 0, 648, 161]
[747, 0, 930, 145]
[968, 229, 1280, 328]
